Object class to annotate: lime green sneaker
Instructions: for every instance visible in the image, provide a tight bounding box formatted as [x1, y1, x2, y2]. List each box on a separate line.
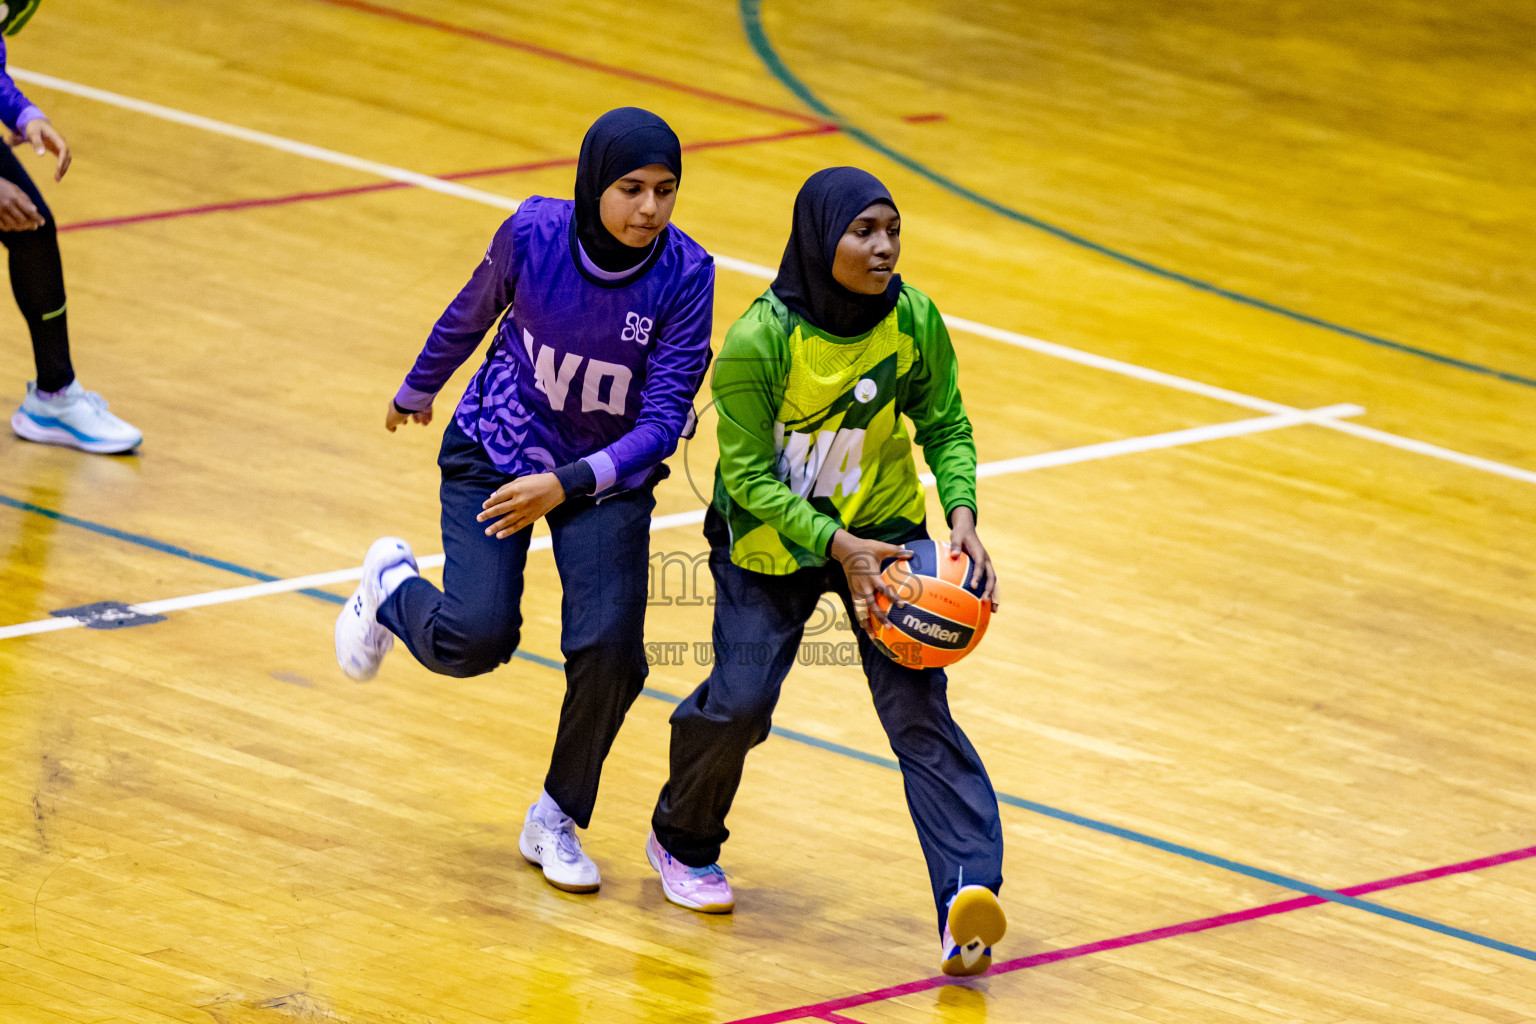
[2, 0, 43, 37]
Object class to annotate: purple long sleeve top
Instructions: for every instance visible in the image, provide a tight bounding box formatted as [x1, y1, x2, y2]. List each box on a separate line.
[0, 39, 47, 133]
[396, 196, 715, 494]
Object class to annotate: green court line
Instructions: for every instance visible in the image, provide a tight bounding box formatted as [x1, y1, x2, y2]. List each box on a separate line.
[738, 0, 1536, 390]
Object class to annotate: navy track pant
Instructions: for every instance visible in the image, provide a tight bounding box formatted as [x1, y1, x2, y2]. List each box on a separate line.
[652, 509, 1004, 930]
[379, 420, 655, 828]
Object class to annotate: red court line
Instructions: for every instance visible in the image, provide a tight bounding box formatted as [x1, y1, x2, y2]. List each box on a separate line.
[56, 124, 838, 234]
[58, 180, 408, 232]
[724, 844, 1536, 1024]
[312, 0, 831, 128]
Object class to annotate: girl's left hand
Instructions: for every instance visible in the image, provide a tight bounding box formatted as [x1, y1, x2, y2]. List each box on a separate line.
[477, 473, 565, 539]
[9, 120, 72, 182]
[947, 506, 999, 611]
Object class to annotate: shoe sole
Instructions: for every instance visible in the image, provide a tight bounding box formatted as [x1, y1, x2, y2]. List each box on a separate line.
[519, 831, 599, 894]
[11, 412, 142, 454]
[941, 949, 992, 978]
[942, 886, 1007, 977]
[645, 839, 733, 914]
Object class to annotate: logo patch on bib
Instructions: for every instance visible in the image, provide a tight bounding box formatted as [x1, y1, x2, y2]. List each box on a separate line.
[854, 378, 878, 404]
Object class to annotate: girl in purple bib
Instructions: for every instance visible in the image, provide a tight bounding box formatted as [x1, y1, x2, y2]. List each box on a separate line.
[336, 108, 714, 896]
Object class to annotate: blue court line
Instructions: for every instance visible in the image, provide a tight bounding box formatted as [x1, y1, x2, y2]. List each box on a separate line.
[737, 0, 1536, 391]
[1, 490, 565, 673]
[8, 491, 1530, 960]
[993, 793, 1536, 961]
[641, 687, 1536, 962]
[2, 492, 346, 605]
[514, 648, 565, 671]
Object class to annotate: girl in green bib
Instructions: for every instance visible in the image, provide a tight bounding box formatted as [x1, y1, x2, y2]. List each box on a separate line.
[645, 167, 1006, 976]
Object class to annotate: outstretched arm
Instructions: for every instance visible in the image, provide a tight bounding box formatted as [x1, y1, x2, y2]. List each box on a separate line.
[386, 217, 519, 431]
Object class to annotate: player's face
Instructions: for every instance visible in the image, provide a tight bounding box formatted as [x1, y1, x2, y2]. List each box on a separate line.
[831, 203, 901, 295]
[600, 164, 678, 247]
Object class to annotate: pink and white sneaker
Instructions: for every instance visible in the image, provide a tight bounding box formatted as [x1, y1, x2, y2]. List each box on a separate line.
[940, 884, 1006, 977]
[645, 831, 734, 913]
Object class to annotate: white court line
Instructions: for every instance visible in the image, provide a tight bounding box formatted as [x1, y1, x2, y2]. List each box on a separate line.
[11, 69, 523, 214]
[0, 406, 1362, 641]
[15, 67, 1536, 488]
[19, 72, 1536, 486]
[967, 403, 1364, 477]
[1317, 419, 1536, 485]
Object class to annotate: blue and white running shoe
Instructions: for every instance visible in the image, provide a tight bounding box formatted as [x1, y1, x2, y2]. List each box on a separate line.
[11, 380, 142, 454]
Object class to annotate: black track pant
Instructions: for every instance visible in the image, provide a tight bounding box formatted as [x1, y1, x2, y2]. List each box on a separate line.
[0, 144, 72, 393]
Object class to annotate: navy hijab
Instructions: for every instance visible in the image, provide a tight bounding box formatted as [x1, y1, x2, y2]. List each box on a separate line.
[574, 108, 683, 274]
[771, 167, 902, 337]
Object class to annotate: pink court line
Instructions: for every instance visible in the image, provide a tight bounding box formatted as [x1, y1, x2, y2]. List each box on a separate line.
[312, 0, 833, 128]
[56, 124, 838, 234]
[725, 843, 1536, 1024]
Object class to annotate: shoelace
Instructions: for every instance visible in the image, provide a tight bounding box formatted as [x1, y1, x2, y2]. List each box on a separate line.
[553, 821, 585, 863]
[82, 390, 110, 413]
[686, 863, 725, 880]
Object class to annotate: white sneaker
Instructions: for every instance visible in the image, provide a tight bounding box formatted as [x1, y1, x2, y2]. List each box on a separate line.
[940, 884, 1006, 977]
[334, 537, 417, 681]
[519, 804, 600, 893]
[11, 380, 142, 454]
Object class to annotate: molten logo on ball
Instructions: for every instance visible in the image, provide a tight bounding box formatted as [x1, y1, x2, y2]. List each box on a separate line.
[870, 539, 991, 669]
[901, 614, 961, 644]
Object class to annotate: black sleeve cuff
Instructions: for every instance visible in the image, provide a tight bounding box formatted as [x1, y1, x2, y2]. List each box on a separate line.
[553, 459, 597, 500]
[392, 400, 415, 415]
[823, 527, 841, 559]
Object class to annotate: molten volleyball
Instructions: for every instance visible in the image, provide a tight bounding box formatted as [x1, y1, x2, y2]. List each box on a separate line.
[869, 539, 991, 669]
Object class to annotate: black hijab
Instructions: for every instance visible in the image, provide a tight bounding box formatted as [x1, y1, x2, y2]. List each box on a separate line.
[771, 167, 902, 337]
[574, 108, 682, 274]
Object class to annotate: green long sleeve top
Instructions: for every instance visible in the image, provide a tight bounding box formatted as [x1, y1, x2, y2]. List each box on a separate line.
[709, 284, 978, 574]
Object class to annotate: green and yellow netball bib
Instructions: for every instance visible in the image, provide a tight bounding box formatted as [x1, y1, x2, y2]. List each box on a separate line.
[711, 286, 978, 575]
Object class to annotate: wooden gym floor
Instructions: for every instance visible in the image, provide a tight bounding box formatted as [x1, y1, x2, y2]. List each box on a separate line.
[2, 0, 1534, 1021]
